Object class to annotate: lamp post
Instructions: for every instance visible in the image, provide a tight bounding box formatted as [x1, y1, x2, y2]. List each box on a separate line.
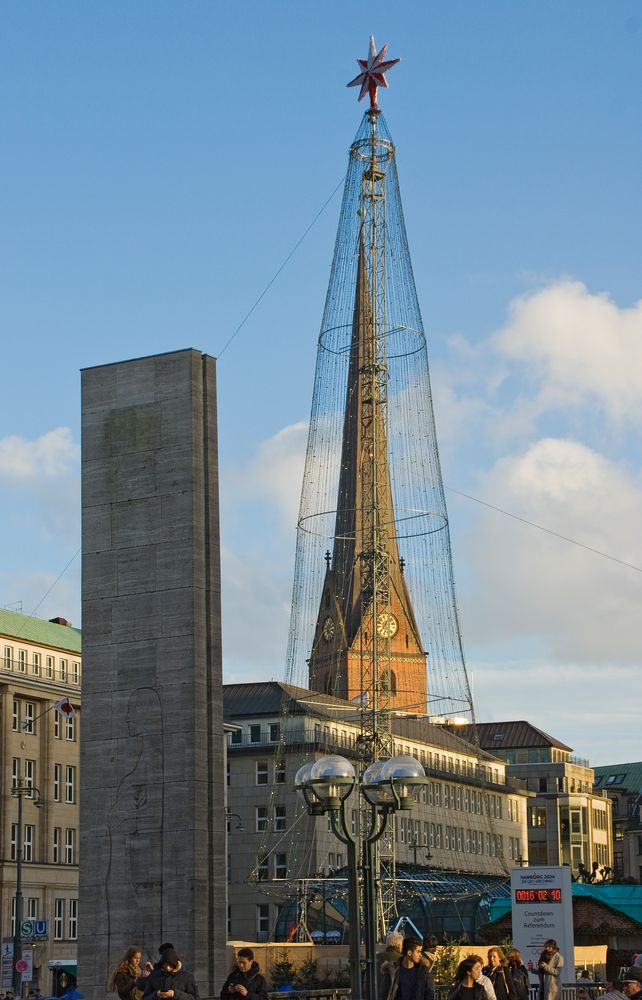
[295, 753, 426, 1000]
[11, 779, 44, 997]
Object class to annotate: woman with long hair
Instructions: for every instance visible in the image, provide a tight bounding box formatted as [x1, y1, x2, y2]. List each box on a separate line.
[506, 949, 530, 1000]
[484, 948, 516, 1000]
[448, 958, 487, 1000]
[108, 946, 151, 1000]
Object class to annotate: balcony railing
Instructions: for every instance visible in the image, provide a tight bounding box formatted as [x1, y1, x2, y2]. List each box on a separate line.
[227, 726, 514, 788]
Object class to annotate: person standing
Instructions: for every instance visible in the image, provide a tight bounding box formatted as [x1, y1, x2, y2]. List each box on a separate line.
[378, 933, 404, 976]
[506, 949, 529, 1000]
[109, 946, 153, 1000]
[378, 936, 434, 1000]
[420, 936, 439, 973]
[143, 947, 199, 1000]
[485, 948, 516, 1000]
[470, 955, 497, 1000]
[536, 940, 564, 1000]
[622, 968, 642, 1000]
[220, 949, 267, 1000]
[448, 958, 487, 1000]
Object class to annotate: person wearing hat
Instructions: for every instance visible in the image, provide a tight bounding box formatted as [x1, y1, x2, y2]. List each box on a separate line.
[622, 968, 642, 999]
[143, 948, 199, 1000]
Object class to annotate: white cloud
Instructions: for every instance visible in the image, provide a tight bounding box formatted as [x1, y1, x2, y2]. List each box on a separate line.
[225, 421, 308, 530]
[0, 427, 79, 480]
[459, 437, 642, 665]
[493, 280, 642, 425]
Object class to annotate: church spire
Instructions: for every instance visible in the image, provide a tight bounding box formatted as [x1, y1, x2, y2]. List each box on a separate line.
[308, 223, 426, 723]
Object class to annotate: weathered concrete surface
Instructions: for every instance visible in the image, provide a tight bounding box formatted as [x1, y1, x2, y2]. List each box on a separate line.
[79, 350, 225, 998]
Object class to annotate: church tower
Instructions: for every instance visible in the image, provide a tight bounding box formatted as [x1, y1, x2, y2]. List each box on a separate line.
[307, 233, 427, 716]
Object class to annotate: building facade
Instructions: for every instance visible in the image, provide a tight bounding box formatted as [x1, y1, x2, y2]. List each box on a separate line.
[594, 762, 642, 883]
[0, 609, 81, 994]
[458, 721, 612, 875]
[224, 682, 531, 943]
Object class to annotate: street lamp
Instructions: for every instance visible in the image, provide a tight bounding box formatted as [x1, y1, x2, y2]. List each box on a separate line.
[12, 779, 44, 997]
[295, 753, 426, 1000]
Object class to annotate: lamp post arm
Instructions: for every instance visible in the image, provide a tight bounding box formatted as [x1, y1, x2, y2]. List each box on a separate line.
[364, 803, 390, 845]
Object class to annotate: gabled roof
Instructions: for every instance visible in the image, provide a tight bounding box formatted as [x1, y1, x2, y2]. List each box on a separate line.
[455, 720, 572, 753]
[0, 608, 81, 655]
[223, 681, 500, 759]
[593, 762, 642, 795]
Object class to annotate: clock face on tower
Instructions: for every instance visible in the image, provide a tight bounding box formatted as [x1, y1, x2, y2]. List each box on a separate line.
[322, 616, 335, 641]
[376, 611, 398, 638]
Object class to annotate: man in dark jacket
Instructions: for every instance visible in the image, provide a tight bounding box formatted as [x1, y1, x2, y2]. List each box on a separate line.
[143, 948, 199, 1000]
[379, 937, 434, 1000]
[220, 949, 267, 1000]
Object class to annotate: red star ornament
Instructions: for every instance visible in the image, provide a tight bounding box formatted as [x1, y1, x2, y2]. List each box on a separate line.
[347, 35, 400, 110]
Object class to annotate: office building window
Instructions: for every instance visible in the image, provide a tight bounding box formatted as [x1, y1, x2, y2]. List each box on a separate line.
[59, 658, 67, 682]
[68, 899, 78, 940]
[65, 715, 75, 741]
[275, 853, 287, 879]
[24, 759, 35, 797]
[3, 645, 12, 669]
[269, 723, 280, 743]
[256, 807, 268, 833]
[11, 824, 19, 862]
[12, 758, 20, 787]
[256, 904, 270, 941]
[257, 857, 268, 882]
[71, 661, 80, 684]
[24, 702, 35, 734]
[18, 649, 27, 672]
[46, 655, 54, 678]
[275, 760, 286, 784]
[230, 729, 242, 745]
[54, 899, 65, 940]
[12, 700, 19, 731]
[27, 898, 39, 919]
[274, 805, 286, 832]
[250, 725, 261, 744]
[24, 825, 34, 862]
[53, 828, 61, 864]
[256, 761, 268, 785]
[53, 763, 61, 801]
[54, 711, 61, 738]
[32, 652, 41, 675]
[65, 766, 75, 803]
[65, 829, 75, 865]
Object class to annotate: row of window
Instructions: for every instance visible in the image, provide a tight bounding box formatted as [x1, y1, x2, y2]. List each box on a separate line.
[398, 818, 510, 858]
[230, 723, 281, 746]
[11, 699, 77, 739]
[3, 647, 80, 683]
[228, 725, 502, 786]
[10, 897, 77, 940]
[12, 759, 76, 802]
[415, 782, 509, 819]
[10, 825, 76, 864]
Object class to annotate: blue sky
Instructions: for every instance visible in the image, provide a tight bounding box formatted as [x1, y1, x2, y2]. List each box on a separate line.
[1, 2, 641, 764]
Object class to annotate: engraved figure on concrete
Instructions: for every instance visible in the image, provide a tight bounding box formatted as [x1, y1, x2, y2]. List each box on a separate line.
[106, 687, 164, 960]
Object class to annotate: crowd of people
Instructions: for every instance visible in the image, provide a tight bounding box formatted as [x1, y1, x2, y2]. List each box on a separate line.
[106, 936, 642, 1000]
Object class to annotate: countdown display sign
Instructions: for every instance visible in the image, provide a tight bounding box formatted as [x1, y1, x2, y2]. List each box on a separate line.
[514, 888, 563, 904]
[511, 866, 574, 971]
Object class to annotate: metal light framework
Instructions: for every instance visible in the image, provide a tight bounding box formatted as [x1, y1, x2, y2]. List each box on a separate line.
[11, 778, 44, 996]
[295, 753, 426, 1000]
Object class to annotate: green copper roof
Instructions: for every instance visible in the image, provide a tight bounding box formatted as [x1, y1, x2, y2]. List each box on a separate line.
[593, 761, 642, 795]
[0, 608, 81, 654]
